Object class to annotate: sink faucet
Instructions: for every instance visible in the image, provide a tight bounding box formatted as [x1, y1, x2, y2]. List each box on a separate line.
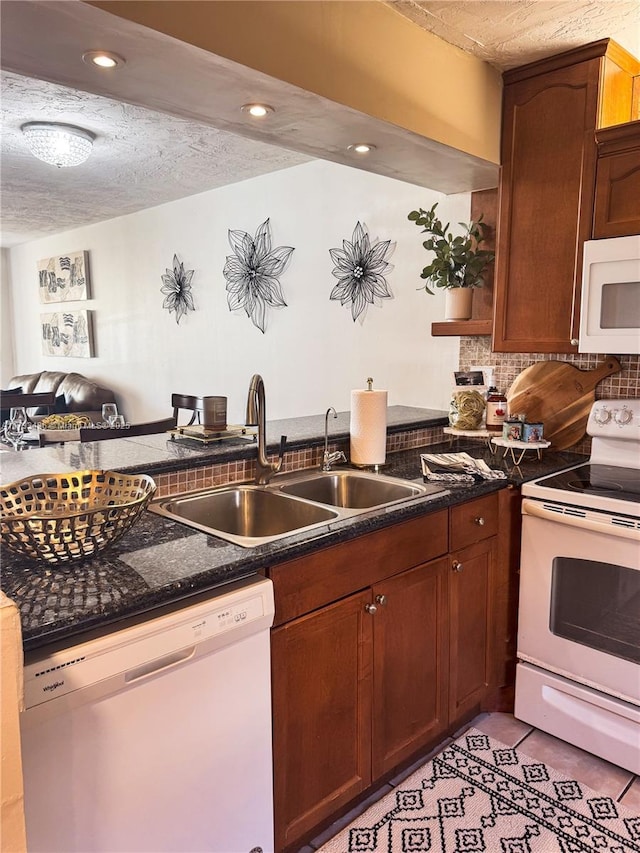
[322, 407, 347, 472]
[245, 374, 286, 485]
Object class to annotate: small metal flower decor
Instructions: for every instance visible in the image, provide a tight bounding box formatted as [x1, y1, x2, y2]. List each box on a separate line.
[223, 218, 294, 333]
[329, 221, 393, 321]
[160, 254, 195, 324]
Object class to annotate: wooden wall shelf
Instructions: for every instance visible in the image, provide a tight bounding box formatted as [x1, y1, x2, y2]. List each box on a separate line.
[431, 319, 492, 336]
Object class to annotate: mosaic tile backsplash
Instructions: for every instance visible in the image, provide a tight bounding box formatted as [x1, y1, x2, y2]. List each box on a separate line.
[153, 425, 446, 498]
[154, 346, 639, 496]
[459, 338, 640, 453]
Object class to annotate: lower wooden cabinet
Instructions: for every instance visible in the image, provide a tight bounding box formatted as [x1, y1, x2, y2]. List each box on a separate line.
[371, 558, 449, 779]
[271, 590, 373, 851]
[270, 491, 509, 851]
[448, 538, 495, 723]
[271, 558, 449, 851]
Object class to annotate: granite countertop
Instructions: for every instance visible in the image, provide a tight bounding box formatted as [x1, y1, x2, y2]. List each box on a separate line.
[1, 442, 584, 654]
[0, 407, 584, 652]
[0, 405, 449, 483]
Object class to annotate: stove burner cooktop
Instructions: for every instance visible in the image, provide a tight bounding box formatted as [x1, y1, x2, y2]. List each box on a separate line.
[537, 464, 640, 505]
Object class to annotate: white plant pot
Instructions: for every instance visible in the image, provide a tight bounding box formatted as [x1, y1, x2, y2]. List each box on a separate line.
[444, 288, 473, 321]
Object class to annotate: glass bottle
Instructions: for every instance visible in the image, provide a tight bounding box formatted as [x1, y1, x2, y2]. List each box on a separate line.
[486, 386, 507, 432]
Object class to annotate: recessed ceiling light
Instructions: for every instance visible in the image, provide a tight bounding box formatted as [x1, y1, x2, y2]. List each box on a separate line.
[348, 143, 376, 154]
[241, 103, 274, 118]
[82, 50, 125, 69]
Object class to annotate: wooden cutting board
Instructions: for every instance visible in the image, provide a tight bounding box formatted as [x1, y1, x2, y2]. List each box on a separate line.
[506, 357, 621, 449]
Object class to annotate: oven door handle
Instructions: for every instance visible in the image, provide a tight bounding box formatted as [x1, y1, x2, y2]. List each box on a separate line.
[522, 499, 640, 542]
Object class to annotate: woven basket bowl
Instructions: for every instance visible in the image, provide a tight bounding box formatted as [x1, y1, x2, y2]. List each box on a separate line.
[0, 470, 156, 564]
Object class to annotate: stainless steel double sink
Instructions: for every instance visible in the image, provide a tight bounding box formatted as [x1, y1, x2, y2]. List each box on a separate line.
[149, 468, 445, 548]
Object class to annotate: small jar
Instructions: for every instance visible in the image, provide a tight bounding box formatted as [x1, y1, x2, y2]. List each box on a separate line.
[486, 386, 507, 432]
[522, 422, 544, 443]
[502, 419, 523, 441]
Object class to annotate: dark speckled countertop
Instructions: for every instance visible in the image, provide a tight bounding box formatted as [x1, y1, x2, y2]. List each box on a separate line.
[0, 408, 584, 652]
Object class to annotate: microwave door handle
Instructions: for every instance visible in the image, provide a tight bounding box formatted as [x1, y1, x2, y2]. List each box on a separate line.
[522, 499, 640, 542]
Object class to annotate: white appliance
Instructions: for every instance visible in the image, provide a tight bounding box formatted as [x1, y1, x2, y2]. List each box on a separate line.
[20, 575, 275, 853]
[515, 398, 640, 774]
[579, 234, 640, 353]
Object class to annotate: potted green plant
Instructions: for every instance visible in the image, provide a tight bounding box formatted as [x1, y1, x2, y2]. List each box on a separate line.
[407, 202, 494, 321]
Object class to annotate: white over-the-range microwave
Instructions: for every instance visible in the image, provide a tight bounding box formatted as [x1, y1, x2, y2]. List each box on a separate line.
[579, 234, 640, 354]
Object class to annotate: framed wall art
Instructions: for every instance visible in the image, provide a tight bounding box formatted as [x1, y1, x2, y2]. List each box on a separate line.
[38, 250, 90, 303]
[40, 310, 95, 358]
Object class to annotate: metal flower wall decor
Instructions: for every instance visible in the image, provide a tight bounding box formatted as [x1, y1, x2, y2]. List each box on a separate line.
[329, 221, 393, 322]
[223, 218, 294, 333]
[161, 254, 195, 324]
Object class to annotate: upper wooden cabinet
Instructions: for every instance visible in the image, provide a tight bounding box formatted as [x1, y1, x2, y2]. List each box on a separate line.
[593, 122, 640, 238]
[493, 40, 640, 353]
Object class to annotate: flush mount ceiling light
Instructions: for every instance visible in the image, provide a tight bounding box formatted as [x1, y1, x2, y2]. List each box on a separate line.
[21, 122, 96, 168]
[347, 143, 377, 154]
[82, 50, 125, 69]
[241, 103, 274, 118]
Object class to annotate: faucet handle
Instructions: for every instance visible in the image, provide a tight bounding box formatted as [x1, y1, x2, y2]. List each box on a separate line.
[279, 434, 287, 458]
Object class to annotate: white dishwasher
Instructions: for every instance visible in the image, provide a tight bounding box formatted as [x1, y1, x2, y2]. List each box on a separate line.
[20, 575, 275, 853]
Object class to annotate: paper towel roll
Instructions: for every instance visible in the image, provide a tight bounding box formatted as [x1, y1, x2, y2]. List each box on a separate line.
[350, 388, 388, 466]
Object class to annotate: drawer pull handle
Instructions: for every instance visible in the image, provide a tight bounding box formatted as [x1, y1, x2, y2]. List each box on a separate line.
[375, 594, 387, 606]
[452, 560, 464, 573]
[365, 603, 377, 614]
[474, 516, 485, 526]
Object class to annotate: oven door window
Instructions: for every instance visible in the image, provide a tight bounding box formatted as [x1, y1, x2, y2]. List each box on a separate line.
[550, 558, 640, 664]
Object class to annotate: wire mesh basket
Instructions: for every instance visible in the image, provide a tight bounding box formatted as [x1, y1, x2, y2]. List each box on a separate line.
[0, 470, 156, 564]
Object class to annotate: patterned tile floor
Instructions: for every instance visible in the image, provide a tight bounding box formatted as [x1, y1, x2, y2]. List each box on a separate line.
[298, 712, 640, 851]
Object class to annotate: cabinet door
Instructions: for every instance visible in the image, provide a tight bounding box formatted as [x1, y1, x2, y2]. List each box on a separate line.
[271, 590, 372, 852]
[593, 130, 640, 238]
[493, 60, 601, 353]
[449, 538, 496, 724]
[371, 557, 449, 779]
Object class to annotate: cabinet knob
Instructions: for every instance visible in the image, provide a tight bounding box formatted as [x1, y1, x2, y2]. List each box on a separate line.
[570, 338, 579, 346]
[474, 516, 485, 526]
[365, 603, 377, 614]
[452, 560, 464, 573]
[375, 594, 387, 606]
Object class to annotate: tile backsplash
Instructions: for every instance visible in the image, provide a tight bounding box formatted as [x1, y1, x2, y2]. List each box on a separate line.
[154, 425, 447, 497]
[459, 338, 640, 453]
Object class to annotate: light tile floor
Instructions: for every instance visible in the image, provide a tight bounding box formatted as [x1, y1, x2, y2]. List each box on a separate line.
[299, 712, 640, 851]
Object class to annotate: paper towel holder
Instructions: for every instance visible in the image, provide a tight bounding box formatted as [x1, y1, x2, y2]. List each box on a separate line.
[350, 377, 389, 472]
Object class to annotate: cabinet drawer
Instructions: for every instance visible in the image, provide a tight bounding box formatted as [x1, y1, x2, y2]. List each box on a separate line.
[449, 493, 499, 551]
[269, 510, 449, 626]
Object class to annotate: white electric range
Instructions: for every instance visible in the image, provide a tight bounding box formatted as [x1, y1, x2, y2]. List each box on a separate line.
[514, 398, 640, 774]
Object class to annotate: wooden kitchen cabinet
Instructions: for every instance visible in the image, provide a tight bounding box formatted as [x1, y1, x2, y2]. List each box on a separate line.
[371, 558, 449, 779]
[593, 122, 640, 238]
[448, 492, 499, 724]
[271, 590, 373, 852]
[269, 512, 449, 851]
[270, 491, 511, 851]
[493, 40, 640, 353]
[271, 556, 449, 851]
[448, 538, 495, 724]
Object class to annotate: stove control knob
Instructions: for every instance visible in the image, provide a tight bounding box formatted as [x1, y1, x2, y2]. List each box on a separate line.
[614, 407, 633, 426]
[593, 406, 611, 425]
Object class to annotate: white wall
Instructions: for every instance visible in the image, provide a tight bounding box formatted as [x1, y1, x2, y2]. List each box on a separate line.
[6, 160, 466, 423]
[1, 249, 16, 382]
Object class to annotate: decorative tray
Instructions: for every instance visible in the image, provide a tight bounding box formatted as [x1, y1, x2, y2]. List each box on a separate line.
[490, 436, 550, 464]
[169, 424, 257, 445]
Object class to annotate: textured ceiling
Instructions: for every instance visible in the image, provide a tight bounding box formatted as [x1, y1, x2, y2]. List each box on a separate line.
[2, 0, 639, 248]
[1, 71, 312, 247]
[389, 0, 640, 70]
